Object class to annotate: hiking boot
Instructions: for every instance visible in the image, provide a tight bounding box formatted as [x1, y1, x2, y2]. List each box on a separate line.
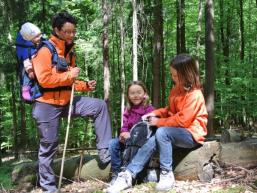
[155, 170, 175, 191]
[98, 148, 111, 164]
[106, 170, 132, 193]
[22, 86, 32, 101]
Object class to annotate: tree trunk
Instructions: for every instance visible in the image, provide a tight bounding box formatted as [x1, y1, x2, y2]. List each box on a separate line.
[132, 0, 138, 81]
[204, 0, 215, 136]
[9, 75, 18, 159]
[196, 0, 203, 60]
[0, 95, 2, 165]
[152, 0, 163, 108]
[176, 0, 181, 54]
[19, 100, 27, 160]
[176, 0, 186, 54]
[180, 0, 186, 53]
[119, 0, 126, 129]
[239, 0, 244, 60]
[12, 140, 257, 186]
[223, 1, 231, 86]
[102, 0, 110, 104]
[41, 0, 46, 32]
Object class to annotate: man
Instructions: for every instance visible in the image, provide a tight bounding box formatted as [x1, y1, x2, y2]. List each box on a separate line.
[32, 11, 112, 193]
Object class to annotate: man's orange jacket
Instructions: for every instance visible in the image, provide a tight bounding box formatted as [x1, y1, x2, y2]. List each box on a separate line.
[32, 35, 90, 106]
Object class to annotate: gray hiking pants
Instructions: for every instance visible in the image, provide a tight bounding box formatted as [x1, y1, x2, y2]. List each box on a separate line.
[32, 96, 112, 192]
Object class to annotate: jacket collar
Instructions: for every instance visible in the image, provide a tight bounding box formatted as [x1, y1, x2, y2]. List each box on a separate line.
[49, 35, 75, 57]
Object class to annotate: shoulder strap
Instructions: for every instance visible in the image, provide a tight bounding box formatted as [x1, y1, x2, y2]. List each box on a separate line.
[41, 40, 58, 65]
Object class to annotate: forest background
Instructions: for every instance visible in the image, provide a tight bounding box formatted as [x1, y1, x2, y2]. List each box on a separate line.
[0, 0, 256, 167]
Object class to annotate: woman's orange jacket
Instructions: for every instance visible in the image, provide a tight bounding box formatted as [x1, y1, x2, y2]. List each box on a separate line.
[32, 35, 91, 106]
[153, 86, 208, 144]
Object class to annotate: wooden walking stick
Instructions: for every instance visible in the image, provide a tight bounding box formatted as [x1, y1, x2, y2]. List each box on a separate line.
[58, 83, 75, 191]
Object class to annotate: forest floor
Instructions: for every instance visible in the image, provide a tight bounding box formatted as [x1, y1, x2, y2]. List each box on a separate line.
[5, 165, 256, 193]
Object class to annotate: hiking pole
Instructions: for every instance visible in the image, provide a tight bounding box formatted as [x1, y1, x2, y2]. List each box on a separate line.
[58, 83, 75, 192]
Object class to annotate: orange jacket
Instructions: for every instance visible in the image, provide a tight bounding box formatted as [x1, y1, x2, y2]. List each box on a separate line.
[32, 35, 91, 106]
[153, 86, 208, 144]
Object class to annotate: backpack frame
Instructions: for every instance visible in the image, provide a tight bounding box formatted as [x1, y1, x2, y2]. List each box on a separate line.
[16, 39, 71, 103]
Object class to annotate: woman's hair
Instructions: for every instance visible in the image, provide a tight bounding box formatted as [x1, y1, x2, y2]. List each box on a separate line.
[52, 11, 77, 30]
[170, 54, 201, 90]
[126, 80, 150, 109]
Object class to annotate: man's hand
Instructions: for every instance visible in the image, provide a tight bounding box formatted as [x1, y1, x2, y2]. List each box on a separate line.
[87, 80, 97, 90]
[28, 70, 35, 79]
[70, 67, 80, 79]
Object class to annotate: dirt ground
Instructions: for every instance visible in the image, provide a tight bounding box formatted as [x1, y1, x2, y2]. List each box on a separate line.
[7, 166, 256, 193]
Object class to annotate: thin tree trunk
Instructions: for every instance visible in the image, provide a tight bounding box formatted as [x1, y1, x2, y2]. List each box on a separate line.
[176, 0, 181, 54]
[205, 0, 215, 136]
[196, 0, 203, 60]
[0, 93, 2, 165]
[239, 0, 244, 60]
[41, 0, 46, 32]
[120, 0, 125, 130]
[102, 0, 110, 104]
[19, 100, 27, 160]
[152, 0, 163, 108]
[9, 75, 18, 159]
[176, 0, 186, 54]
[180, 0, 186, 53]
[132, 0, 138, 81]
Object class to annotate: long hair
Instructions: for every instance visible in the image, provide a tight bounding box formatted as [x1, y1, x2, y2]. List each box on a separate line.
[126, 80, 150, 109]
[170, 54, 201, 90]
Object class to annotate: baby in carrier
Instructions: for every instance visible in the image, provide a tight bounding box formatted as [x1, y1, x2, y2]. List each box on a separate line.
[16, 22, 42, 101]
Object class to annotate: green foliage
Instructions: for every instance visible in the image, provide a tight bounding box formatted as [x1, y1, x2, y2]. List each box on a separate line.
[0, 160, 15, 189]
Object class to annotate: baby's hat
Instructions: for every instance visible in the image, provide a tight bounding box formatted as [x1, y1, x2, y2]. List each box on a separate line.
[20, 22, 41, 41]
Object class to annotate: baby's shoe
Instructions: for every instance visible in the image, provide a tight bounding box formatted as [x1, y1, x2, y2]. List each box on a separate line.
[22, 86, 32, 101]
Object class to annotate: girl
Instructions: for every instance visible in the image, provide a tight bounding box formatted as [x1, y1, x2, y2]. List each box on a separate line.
[144, 54, 208, 191]
[107, 54, 208, 193]
[109, 80, 154, 184]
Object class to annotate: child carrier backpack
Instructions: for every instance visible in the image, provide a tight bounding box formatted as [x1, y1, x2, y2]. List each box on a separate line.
[15, 32, 70, 103]
[122, 121, 156, 168]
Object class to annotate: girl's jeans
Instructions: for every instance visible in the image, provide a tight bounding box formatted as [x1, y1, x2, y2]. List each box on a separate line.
[126, 136, 157, 178]
[109, 138, 125, 175]
[155, 127, 199, 172]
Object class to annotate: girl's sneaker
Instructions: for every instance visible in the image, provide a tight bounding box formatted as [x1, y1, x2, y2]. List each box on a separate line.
[107, 170, 132, 193]
[155, 170, 175, 191]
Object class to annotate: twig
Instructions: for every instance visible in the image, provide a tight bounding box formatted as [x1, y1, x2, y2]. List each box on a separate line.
[194, 174, 246, 188]
[77, 150, 84, 182]
[0, 184, 7, 193]
[83, 175, 109, 186]
[55, 174, 75, 183]
[225, 163, 251, 174]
